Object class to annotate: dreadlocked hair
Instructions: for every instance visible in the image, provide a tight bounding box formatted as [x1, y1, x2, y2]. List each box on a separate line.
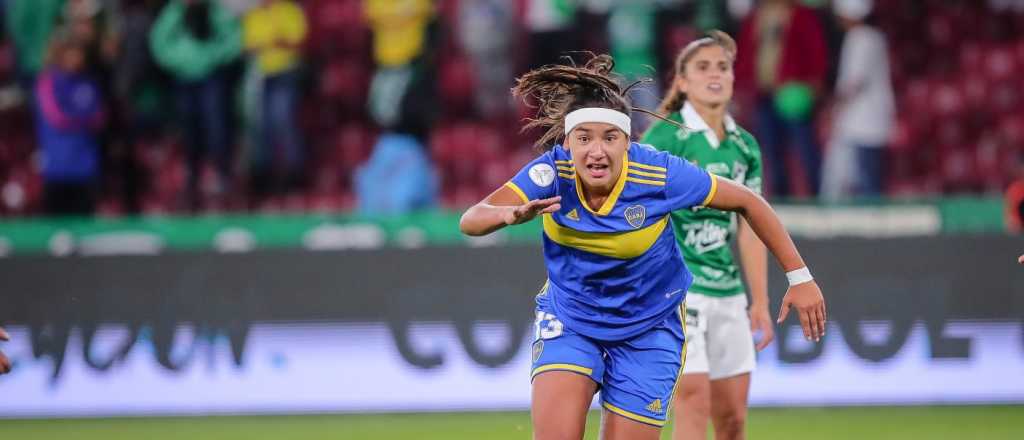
[656, 30, 737, 117]
[512, 54, 654, 151]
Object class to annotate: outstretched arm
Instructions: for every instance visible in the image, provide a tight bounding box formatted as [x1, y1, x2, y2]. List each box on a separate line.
[459, 185, 561, 236]
[706, 178, 825, 342]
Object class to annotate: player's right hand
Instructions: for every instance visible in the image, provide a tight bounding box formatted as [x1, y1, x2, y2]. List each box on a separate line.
[777, 281, 826, 342]
[0, 326, 11, 374]
[504, 196, 561, 226]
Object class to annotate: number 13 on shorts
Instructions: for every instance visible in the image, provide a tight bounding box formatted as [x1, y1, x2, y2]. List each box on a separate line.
[535, 311, 564, 340]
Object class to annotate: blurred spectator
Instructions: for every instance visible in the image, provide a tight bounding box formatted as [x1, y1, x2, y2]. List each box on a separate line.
[607, 0, 658, 134]
[358, 0, 438, 215]
[149, 0, 241, 210]
[456, 0, 514, 119]
[5, 0, 65, 94]
[355, 76, 440, 216]
[35, 30, 106, 216]
[364, 0, 434, 127]
[243, 0, 308, 198]
[108, 0, 169, 214]
[365, 0, 432, 69]
[354, 131, 438, 215]
[736, 0, 828, 197]
[525, 0, 578, 69]
[821, 0, 893, 201]
[64, 0, 120, 71]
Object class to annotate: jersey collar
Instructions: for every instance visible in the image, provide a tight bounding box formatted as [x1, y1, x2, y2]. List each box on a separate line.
[681, 101, 738, 149]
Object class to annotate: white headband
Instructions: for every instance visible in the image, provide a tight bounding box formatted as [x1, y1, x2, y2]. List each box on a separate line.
[564, 107, 631, 136]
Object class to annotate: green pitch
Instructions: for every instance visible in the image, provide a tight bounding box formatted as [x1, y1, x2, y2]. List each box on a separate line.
[0, 406, 1020, 439]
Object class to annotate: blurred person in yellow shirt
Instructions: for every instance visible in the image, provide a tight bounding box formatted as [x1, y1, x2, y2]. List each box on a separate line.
[244, 0, 308, 199]
[364, 0, 433, 68]
[363, 0, 436, 128]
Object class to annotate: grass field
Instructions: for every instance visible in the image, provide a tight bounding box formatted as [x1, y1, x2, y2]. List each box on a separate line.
[1, 406, 1021, 439]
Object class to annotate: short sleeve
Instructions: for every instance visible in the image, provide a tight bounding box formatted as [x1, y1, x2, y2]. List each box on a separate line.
[665, 153, 717, 210]
[505, 152, 558, 203]
[639, 121, 678, 156]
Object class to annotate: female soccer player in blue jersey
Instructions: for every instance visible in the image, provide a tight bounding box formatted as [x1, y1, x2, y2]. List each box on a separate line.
[460, 55, 824, 440]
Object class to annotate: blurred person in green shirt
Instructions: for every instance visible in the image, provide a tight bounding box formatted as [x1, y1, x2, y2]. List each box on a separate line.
[149, 0, 241, 210]
[5, 0, 66, 95]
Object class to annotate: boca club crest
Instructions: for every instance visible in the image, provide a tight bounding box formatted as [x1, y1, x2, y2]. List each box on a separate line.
[624, 205, 646, 229]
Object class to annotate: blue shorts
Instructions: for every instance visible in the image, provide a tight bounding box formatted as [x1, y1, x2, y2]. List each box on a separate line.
[531, 295, 687, 427]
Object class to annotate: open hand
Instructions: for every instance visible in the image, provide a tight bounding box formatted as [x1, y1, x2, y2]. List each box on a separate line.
[750, 304, 776, 351]
[776, 281, 826, 342]
[503, 196, 562, 226]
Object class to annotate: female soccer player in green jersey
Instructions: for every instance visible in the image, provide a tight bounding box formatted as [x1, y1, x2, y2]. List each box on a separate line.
[641, 31, 771, 440]
[460, 54, 823, 440]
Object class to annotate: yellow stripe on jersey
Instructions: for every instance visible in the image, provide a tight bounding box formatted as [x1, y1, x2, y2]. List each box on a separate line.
[504, 181, 529, 203]
[558, 173, 575, 179]
[575, 153, 629, 216]
[554, 160, 573, 165]
[700, 174, 718, 207]
[557, 166, 575, 172]
[627, 168, 666, 179]
[629, 162, 667, 173]
[602, 402, 666, 427]
[626, 177, 665, 186]
[542, 214, 669, 259]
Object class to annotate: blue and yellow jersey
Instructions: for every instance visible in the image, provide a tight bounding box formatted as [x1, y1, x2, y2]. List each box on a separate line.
[506, 142, 718, 341]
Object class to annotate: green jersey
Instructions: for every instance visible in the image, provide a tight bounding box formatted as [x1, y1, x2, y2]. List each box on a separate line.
[640, 102, 763, 297]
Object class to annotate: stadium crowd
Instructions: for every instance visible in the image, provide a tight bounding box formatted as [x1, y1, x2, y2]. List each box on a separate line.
[0, 0, 1021, 217]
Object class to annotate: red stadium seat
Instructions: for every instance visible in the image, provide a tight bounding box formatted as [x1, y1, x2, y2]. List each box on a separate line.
[983, 44, 1018, 82]
[903, 79, 932, 115]
[973, 132, 1011, 192]
[935, 117, 968, 147]
[2, 164, 42, 215]
[989, 80, 1021, 115]
[0, 42, 13, 80]
[334, 123, 377, 171]
[319, 61, 370, 105]
[938, 145, 980, 192]
[958, 71, 989, 111]
[438, 57, 477, 116]
[998, 114, 1024, 148]
[958, 43, 985, 77]
[306, 0, 369, 56]
[887, 116, 917, 152]
[930, 81, 965, 117]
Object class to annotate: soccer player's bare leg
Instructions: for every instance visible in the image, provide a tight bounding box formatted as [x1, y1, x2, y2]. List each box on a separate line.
[532, 371, 598, 440]
[672, 373, 712, 440]
[599, 407, 662, 440]
[709, 373, 751, 440]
